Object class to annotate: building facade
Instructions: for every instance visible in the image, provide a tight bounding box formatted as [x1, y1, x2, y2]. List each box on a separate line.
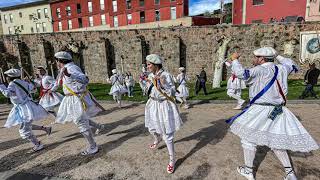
[305, 0, 320, 22]
[233, 0, 307, 24]
[50, 0, 189, 32]
[0, 0, 53, 35]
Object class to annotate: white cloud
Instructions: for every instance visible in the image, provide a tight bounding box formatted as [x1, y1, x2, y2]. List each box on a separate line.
[189, 0, 233, 16]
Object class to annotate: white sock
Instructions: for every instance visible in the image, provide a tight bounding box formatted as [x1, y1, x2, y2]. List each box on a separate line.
[82, 130, 96, 149]
[241, 140, 256, 171]
[243, 148, 256, 171]
[27, 135, 39, 146]
[273, 149, 292, 172]
[164, 133, 175, 166]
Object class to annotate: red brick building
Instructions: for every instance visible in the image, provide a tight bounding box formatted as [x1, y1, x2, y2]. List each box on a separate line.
[233, 0, 306, 24]
[50, 0, 190, 31]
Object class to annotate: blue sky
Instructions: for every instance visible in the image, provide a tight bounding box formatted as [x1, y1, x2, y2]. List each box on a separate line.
[0, 0, 231, 16]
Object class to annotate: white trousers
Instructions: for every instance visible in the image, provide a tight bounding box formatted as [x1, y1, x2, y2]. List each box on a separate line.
[227, 89, 244, 104]
[241, 139, 292, 169]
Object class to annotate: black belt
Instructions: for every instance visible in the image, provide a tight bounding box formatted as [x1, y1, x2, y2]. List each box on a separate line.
[254, 103, 284, 121]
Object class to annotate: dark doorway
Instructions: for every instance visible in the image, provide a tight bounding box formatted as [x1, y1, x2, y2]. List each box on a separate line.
[104, 39, 116, 78]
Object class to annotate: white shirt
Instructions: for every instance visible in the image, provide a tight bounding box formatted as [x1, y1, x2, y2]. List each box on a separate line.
[34, 75, 55, 90]
[231, 57, 296, 105]
[146, 69, 176, 99]
[110, 74, 124, 86]
[0, 79, 34, 104]
[175, 73, 188, 85]
[52, 62, 89, 95]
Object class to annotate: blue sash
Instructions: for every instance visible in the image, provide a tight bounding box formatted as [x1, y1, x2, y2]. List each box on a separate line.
[226, 66, 279, 124]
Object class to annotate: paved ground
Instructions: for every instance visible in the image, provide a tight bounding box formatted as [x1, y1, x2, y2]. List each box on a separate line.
[0, 102, 319, 180]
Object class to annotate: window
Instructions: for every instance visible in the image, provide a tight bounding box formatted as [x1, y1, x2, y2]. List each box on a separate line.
[42, 22, 46, 32]
[31, 27, 34, 33]
[56, 8, 61, 18]
[127, 14, 132, 24]
[126, 0, 132, 9]
[155, 0, 160, 5]
[112, 0, 118, 12]
[101, 14, 106, 25]
[100, 0, 105, 10]
[88, 1, 93, 13]
[113, 16, 118, 27]
[37, 9, 41, 19]
[140, 11, 145, 23]
[139, 0, 144, 7]
[155, 10, 160, 21]
[8, 27, 12, 34]
[252, 19, 263, 23]
[44, 8, 48, 18]
[89, 16, 94, 26]
[68, 20, 72, 29]
[170, 7, 176, 20]
[13, 26, 17, 33]
[77, 4, 81, 14]
[19, 12, 22, 18]
[9, 14, 13, 23]
[253, 0, 264, 5]
[4, 15, 7, 24]
[58, 21, 62, 31]
[21, 25, 24, 30]
[66, 6, 71, 16]
[36, 23, 41, 32]
[78, 18, 83, 28]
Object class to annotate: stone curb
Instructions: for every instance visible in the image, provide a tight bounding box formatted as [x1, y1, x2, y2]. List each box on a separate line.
[97, 99, 320, 105]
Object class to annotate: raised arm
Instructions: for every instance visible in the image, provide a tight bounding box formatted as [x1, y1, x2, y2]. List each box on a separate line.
[276, 55, 299, 75]
[0, 83, 16, 98]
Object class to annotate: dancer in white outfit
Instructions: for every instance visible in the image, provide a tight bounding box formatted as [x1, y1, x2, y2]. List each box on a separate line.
[175, 67, 189, 109]
[33, 66, 63, 116]
[144, 54, 183, 174]
[0, 69, 51, 151]
[52, 51, 104, 155]
[225, 61, 246, 109]
[227, 48, 319, 180]
[109, 69, 127, 108]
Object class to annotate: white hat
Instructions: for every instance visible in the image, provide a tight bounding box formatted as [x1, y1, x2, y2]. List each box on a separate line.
[54, 51, 72, 60]
[112, 69, 117, 74]
[253, 47, 277, 58]
[4, 68, 21, 77]
[179, 67, 185, 71]
[146, 54, 162, 64]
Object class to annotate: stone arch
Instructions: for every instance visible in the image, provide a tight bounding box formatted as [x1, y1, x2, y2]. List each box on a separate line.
[104, 38, 116, 77]
[18, 41, 33, 76]
[43, 40, 58, 78]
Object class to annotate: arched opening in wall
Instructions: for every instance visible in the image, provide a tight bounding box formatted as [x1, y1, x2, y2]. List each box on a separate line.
[105, 39, 116, 78]
[43, 41, 58, 78]
[140, 35, 149, 65]
[70, 41, 85, 73]
[18, 41, 33, 76]
[179, 38, 187, 69]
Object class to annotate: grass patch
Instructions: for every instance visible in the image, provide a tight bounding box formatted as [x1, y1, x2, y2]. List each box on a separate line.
[0, 80, 319, 104]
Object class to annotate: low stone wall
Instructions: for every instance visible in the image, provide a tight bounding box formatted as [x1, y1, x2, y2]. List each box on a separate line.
[1, 22, 320, 83]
